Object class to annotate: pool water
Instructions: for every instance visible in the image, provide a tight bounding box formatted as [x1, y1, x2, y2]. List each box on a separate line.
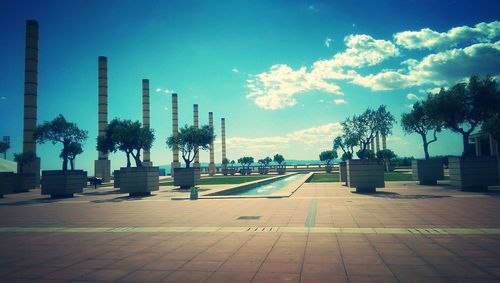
[213, 174, 303, 196]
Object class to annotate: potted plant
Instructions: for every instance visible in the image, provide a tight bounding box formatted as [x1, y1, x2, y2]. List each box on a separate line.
[376, 149, 397, 172]
[258, 157, 272, 174]
[345, 106, 394, 193]
[98, 118, 158, 196]
[319, 150, 337, 173]
[229, 160, 236, 175]
[426, 75, 499, 191]
[12, 152, 38, 192]
[333, 136, 356, 184]
[274, 154, 286, 174]
[237, 156, 254, 175]
[221, 158, 230, 175]
[401, 100, 444, 185]
[167, 124, 215, 189]
[34, 115, 88, 198]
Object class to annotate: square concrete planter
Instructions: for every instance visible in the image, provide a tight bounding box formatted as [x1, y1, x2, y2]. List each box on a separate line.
[228, 168, 236, 176]
[277, 167, 286, 175]
[113, 170, 120, 188]
[41, 170, 87, 198]
[13, 173, 37, 192]
[448, 156, 498, 191]
[173, 167, 200, 189]
[239, 168, 252, 175]
[325, 165, 333, 173]
[412, 159, 444, 185]
[119, 166, 159, 196]
[0, 172, 15, 197]
[258, 168, 269, 175]
[347, 159, 384, 193]
[339, 161, 347, 185]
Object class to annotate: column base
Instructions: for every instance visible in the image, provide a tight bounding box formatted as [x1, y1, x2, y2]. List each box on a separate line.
[19, 157, 40, 188]
[209, 163, 216, 176]
[94, 159, 111, 183]
[142, 161, 153, 167]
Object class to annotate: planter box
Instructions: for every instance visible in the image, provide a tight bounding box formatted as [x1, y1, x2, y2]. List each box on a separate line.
[339, 161, 347, 185]
[13, 173, 37, 192]
[449, 156, 498, 191]
[239, 169, 251, 175]
[0, 172, 15, 197]
[119, 166, 159, 196]
[41, 170, 87, 198]
[412, 159, 444, 185]
[277, 167, 286, 175]
[258, 168, 269, 175]
[325, 165, 332, 173]
[174, 167, 200, 189]
[113, 170, 120, 188]
[228, 168, 236, 176]
[347, 159, 384, 193]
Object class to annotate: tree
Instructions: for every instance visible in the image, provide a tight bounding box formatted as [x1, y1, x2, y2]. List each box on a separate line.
[34, 115, 88, 171]
[483, 114, 500, 141]
[14, 152, 37, 173]
[98, 119, 155, 167]
[60, 142, 83, 170]
[376, 149, 396, 172]
[426, 75, 499, 157]
[238, 156, 254, 169]
[0, 141, 9, 159]
[319, 150, 338, 166]
[273, 154, 285, 167]
[222, 158, 229, 166]
[230, 160, 235, 168]
[333, 136, 356, 161]
[167, 124, 214, 168]
[258, 156, 272, 168]
[401, 100, 441, 160]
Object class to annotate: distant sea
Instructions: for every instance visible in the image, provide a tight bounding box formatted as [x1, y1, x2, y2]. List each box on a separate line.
[159, 159, 335, 176]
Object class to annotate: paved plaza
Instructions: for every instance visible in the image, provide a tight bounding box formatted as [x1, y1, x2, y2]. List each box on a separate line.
[1, 180, 500, 282]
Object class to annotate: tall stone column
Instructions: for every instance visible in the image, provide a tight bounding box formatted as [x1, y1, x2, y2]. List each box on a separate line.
[142, 79, 152, 166]
[193, 104, 200, 168]
[382, 134, 387, 150]
[221, 118, 226, 170]
[21, 19, 41, 185]
[94, 56, 111, 182]
[375, 131, 380, 152]
[171, 93, 180, 176]
[208, 112, 215, 176]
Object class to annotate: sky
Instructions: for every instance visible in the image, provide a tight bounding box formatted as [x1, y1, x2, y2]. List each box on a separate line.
[0, 0, 499, 173]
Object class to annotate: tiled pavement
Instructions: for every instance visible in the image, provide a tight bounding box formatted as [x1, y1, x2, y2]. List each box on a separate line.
[1, 180, 500, 282]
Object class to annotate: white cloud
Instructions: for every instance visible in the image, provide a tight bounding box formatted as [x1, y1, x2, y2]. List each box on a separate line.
[232, 68, 239, 73]
[247, 35, 398, 110]
[155, 88, 162, 92]
[406, 93, 421, 100]
[155, 87, 174, 94]
[0, 96, 6, 100]
[394, 21, 500, 50]
[334, 99, 347, 105]
[325, 37, 333, 48]
[351, 71, 414, 91]
[220, 123, 343, 156]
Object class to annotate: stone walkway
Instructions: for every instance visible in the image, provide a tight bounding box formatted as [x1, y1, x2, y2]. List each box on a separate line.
[1, 180, 500, 282]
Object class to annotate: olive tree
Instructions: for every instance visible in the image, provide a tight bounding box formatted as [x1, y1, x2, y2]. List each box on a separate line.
[273, 154, 285, 167]
[401, 100, 441, 160]
[98, 119, 155, 167]
[376, 149, 396, 172]
[319, 150, 338, 166]
[166, 124, 215, 168]
[258, 156, 272, 168]
[34, 115, 88, 171]
[333, 136, 356, 161]
[426, 75, 499, 157]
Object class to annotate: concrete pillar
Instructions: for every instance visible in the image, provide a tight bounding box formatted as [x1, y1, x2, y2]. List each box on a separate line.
[221, 118, 226, 169]
[21, 19, 41, 184]
[382, 134, 387, 150]
[208, 112, 215, 176]
[94, 56, 111, 182]
[171, 93, 180, 176]
[193, 104, 200, 167]
[142, 79, 152, 166]
[375, 132, 380, 152]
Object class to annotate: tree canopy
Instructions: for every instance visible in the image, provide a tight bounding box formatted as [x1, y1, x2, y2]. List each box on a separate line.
[426, 75, 499, 156]
[258, 157, 272, 168]
[333, 136, 356, 161]
[237, 156, 254, 169]
[34, 115, 87, 171]
[376, 149, 397, 172]
[98, 119, 155, 167]
[166, 124, 215, 168]
[273, 154, 285, 166]
[319, 150, 338, 165]
[401, 100, 441, 160]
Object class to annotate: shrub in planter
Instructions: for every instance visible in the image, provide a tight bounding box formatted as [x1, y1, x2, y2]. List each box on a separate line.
[426, 75, 500, 190]
[167, 124, 215, 189]
[98, 119, 157, 196]
[376, 149, 397, 172]
[319, 150, 337, 173]
[237, 156, 254, 175]
[258, 157, 272, 175]
[274, 154, 286, 175]
[401, 100, 444, 185]
[334, 134, 356, 185]
[34, 115, 88, 198]
[228, 160, 236, 176]
[221, 158, 229, 175]
[12, 152, 38, 192]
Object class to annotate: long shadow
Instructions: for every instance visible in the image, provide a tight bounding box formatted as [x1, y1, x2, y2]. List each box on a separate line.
[0, 197, 71, 206]
[351, 191, 450, 199]
[83, 189, 123, 196]
[90, 194, 157, 203]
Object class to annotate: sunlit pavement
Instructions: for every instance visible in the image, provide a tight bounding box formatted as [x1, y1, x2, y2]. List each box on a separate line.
[1, 181, 500, 282]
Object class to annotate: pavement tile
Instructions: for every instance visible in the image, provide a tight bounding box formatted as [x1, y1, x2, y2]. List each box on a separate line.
[205, 271, 255, 283]
[117, 269, 172, 282]
[180, 260, 224, 272]
[160, 270, 213, 283]
[252, 272, 300, 283]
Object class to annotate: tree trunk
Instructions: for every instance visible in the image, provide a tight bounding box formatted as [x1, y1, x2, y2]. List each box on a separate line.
[462, 133, 472, 157]
[132, 149, 142, 167]
[70, 159, 75, 170]
[126, 152, 131, 167]
[62, 157, 68, 172]
[421, 134, 430, 160]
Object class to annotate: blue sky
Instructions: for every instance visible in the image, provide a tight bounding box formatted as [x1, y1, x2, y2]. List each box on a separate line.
[1, 0, 499, 172]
